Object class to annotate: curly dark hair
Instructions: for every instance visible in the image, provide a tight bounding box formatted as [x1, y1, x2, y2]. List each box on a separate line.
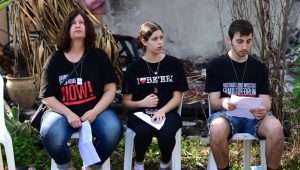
[57, 9, 96, 52]
[137, 21, 164, 50]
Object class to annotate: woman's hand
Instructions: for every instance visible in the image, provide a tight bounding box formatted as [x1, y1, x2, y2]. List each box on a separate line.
[141, 94, 159, 108]
[66, 112, 82, 128]
[151, 110, 166, 124]
[250, 106, 268, 120]
[81, 109, 98, 123]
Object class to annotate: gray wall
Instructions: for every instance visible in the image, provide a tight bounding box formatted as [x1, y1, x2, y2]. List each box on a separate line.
[103, 0, 300, 61]
[104, 0, 232, 60]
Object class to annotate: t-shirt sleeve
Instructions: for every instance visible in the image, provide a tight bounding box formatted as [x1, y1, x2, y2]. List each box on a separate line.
[205, 59, 221, 93]
[174, 59, 189, 92]
[257, 64, 269, 95]
[99, 50, 117, 84]
[39, 55, 60, 99]
[122, 65, 136, 94]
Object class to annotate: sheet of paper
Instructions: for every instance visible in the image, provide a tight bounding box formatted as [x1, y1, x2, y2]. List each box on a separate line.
[226, 95, 262, 119]
[134, 112, 166, 130]
[78, 121, 101, 167]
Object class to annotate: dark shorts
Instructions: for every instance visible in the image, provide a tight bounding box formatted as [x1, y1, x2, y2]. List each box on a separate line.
[208, 111, 259, 137]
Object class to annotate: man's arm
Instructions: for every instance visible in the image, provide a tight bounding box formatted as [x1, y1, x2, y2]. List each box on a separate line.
[259, 94, 272, 111]
[250, 94, 272, 120]
[208, 92, 236, 112]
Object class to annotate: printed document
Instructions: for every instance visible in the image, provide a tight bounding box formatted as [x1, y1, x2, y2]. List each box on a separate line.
[226, 95, 262, 119]
[78, 121, 101, 167]
[134, 112, 165, 130]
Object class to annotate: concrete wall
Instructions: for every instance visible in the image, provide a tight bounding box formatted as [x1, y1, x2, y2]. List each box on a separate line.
[104, 0, 232, 61]
[103, 0, 300, 61]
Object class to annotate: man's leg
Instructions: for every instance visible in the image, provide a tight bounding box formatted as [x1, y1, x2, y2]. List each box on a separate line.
[257, 115, 284, 170]
[209, 117, 231, 169]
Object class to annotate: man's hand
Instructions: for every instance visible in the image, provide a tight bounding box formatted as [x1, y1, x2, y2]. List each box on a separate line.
[222, 97, 237, 111]
[141, 94, 159, 108]
[66, 112, 82, 128]
[151, 110, 166, 124]
[250, 106, 268, 120]
[81, 109, 98, 123]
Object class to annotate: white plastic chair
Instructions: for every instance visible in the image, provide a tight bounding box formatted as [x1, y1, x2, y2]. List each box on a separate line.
[51, 132, 111, 170]
[206, 96, 267, 170]
[123, 97, 183, 170]
[0, 75, 16, 170]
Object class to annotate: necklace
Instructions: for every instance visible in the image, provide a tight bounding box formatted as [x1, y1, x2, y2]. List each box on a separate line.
[142, 55, 163, 75]
[144, 60, 161, 94]
[73, 61, 84, 85]
[229, 57, 248, 83]
[145, 61, 160, 75]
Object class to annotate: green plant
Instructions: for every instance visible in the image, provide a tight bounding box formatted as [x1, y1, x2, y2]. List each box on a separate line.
[4, 106, 50, 169]
[0, 0, 12, 10]
[292, 56, 300, 107]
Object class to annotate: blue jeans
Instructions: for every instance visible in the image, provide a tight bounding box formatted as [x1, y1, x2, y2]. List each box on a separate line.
[40, 109, 123, 170]
[208, 111, 258, 137]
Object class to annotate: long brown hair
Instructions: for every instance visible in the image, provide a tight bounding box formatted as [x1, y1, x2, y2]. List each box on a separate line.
[137, 21, 164, 50]
[57, 9, 96, 52]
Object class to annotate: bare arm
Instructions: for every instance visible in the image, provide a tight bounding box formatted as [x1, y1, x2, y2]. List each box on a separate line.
[123, 91, 183, 123]
[81, 82, 116, 122]
[90, 82, 116, 114]
[123, 93, 159, 109]
[259, 94, 272, 111]
[42, 97, 82, 128]
[151, 91, 183, 123]
[208, 92, 223, 110]
[158, 91, 182, 114]
[250, 94, 272, 120]
[208, 92, 236, 111]
[209, 91, 271, 119]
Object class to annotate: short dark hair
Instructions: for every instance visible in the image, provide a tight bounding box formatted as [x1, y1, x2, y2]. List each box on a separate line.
[57, 9, 96, 52]
[137, 21, 164, 49]
[228, 19, 253, 40]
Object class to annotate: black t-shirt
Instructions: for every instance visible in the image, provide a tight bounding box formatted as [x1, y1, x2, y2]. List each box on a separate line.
[39, 48, 117, 116]
[122, 55, 188, 112]
[205, 54, 269, 97]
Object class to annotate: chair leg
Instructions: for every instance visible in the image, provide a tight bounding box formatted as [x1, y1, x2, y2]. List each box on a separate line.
[3, 131, 16, 170]
[124, 128, 135, 170]
[207, 148, 218, 170]
[171, 128, 181, 170]
[260, 140, 267, 170]
[243, 140, 251, 170]
[0, 146, 4, 170]
[101, 158, 111, 170]
[51, 159, 58, 170]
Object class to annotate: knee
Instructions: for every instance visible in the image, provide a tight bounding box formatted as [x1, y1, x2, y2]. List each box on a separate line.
[158, 132, 175, 143]
[265, 120, 284, 142]
[104, 125, 123, 144]
[209, 118, 230, 145]
[100, 110, 123, 135]
[134, 127, 153, 141]
[41, 131, 67, 152]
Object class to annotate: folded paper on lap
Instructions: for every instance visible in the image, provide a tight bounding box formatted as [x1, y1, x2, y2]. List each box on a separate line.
[78, 121, 101, 167]
[134, 112, 165, 130]
[226, 95, 262, 119]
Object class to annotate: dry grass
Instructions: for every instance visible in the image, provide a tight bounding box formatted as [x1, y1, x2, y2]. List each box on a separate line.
[9, 0, 120, 89]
